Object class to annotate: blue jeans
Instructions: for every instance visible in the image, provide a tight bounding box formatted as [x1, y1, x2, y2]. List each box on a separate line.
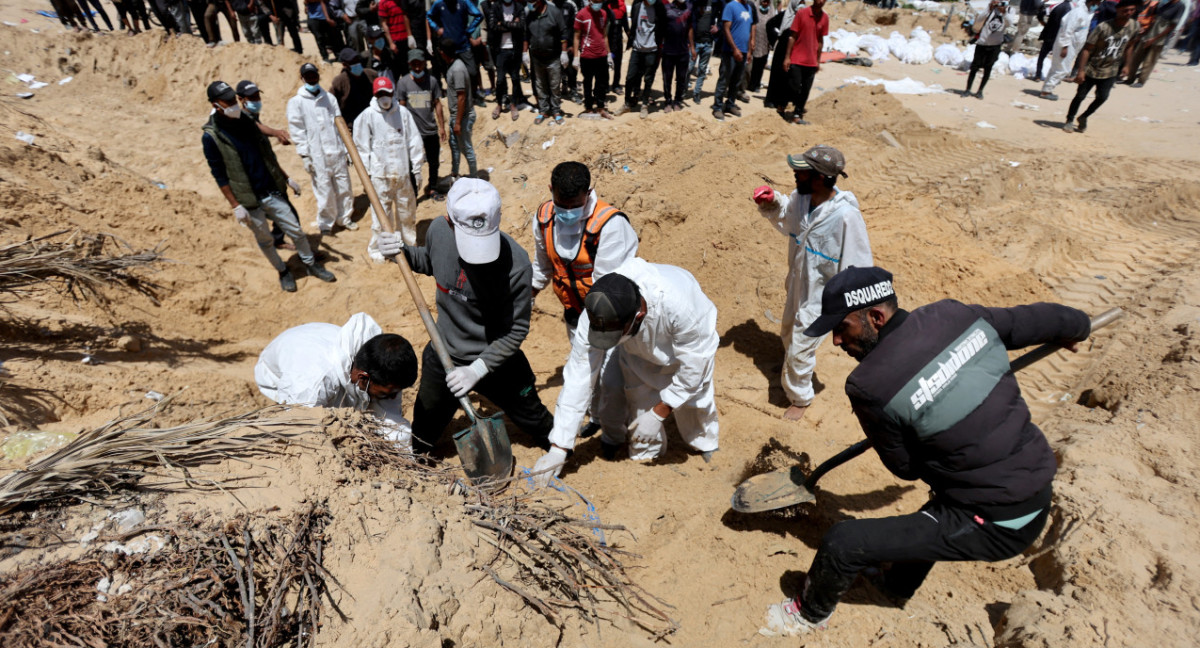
[246, 193, 316, 270]
[692, 40, 714, 100]
[448, 107, 477, 177]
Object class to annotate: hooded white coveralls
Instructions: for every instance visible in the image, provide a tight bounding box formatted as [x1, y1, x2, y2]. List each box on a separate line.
[759, 188, 872, 408]
[1042, 0, 1091, 94]
[287, 86, 354, 233]
[353, 96, 426, 260]
[548, 258, 720, 461]
[255, 312, 411, 449]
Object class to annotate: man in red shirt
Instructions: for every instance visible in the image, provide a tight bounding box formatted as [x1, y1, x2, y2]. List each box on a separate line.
[379, 0, 415, 75]
[575, 1, 614, 118]
[781, 0, 827, 125]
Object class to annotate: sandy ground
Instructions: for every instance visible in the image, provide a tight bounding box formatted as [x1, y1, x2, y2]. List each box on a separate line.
[2, 1, 1200, 646]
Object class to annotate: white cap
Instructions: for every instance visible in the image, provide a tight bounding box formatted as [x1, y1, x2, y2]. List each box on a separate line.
[446, 178, 502, 264]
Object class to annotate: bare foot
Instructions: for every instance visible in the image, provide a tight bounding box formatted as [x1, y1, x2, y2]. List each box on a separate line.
[783, 405, 808, 421]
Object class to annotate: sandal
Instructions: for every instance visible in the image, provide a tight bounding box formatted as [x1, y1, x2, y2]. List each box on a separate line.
[491, 105, 501, 120]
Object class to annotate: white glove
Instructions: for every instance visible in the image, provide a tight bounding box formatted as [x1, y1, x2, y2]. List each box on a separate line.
[560, 51, 569, 68]
[287, 177, 302, 196]
[446, 359, 488, 397]
[522, 51, 531, 67]
[571, 54, 580, 68]
[532, 447, 568, 487]
[607, 52, 614, 68]
[377, 230, 405, 257]
[301, 155, 313, 175]
[426, 39, 434, 54]
[413, 173, 422, 192]
[233, 205, 250, 226]
[407, 35, 416, 49]
[628, 408, 666, 446]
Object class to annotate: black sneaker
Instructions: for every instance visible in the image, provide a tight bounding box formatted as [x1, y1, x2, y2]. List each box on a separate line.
[726, 104, 742, 117]
[306, 263, 336, 283]
[279, 269, 297, 292]
[712, 107, 725, 121]
[580, 421, 602, 438]
[601, 440, 621, 460]
[1076, 116, 1088, 133]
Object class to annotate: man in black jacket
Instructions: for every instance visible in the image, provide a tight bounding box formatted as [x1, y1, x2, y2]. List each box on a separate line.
[487, 0, 529, 119]
[762, 266, 1091, 636]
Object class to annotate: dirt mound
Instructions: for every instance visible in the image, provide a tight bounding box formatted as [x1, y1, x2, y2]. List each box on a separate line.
[2, 18, 1200, 648]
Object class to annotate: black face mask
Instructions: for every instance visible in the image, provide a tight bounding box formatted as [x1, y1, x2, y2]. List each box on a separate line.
[794, 174, 815, 195]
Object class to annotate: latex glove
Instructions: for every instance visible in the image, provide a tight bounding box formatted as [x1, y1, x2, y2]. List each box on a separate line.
[287, 177, 302, 196]
[426, 39, 434, 54]
[560, 51, 569, 68]
[752, 185, 776, 206]
[407, 35, 416, 49]
[607, 52, 613, 68]
[628, 409, 665, 446]
[446, 358, 488, 397]
[571, 54, 580, 68]
[233, 205, 250, 226]
[522, 51, 531, 67]
[412, 173, 422, 192]
[377, 230, 405, 257]
[532, 447, 568, 487]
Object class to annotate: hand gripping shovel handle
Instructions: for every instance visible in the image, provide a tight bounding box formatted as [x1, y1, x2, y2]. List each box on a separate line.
[333, 116, 478, 422]
[802, 307, 1125, 493]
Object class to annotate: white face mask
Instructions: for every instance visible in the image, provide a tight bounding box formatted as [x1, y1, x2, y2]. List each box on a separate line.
[378, 96, 393, 109]
[221, 103, 242, 119]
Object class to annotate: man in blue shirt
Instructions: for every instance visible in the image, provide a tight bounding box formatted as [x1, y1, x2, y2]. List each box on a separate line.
[712, 0, 752, 120]
[428, 0, 484, 78]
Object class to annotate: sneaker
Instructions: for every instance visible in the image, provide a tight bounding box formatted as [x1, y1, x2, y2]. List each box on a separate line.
[580, 421, 602, 438]
[1039, 92, 1059, 101]
[612, 83, 624, 93]
[792, 116, 810, 125]
[535, 113, 546, 125]
[473, 97, 486, 108]
[726, 104, 741, 117]
[1063, 121, 1076, 133]
[761, 598, 829, 637]
[712, 107, 725, 121]
[615, 103, 634, 117]
[639, 104, 649, 118]
[737, 92, 751, 103]
[1076, 115, 1088, 133]
[693, 95, 702, 105]
[975, 90, 984, 99]
[1130, 82, 1144, 88]
[278, 269, 297, 292]
[306, 263, 336, 283]
[339, 218, 358, 231]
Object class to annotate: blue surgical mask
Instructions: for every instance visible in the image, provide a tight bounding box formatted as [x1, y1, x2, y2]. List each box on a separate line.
[350, 63, 364, 76]
[305, 83, 321, 94]
[590, 1, 602, 8]
[553, 205, 586, 225]
[374, 37, 386, 49]
[412, 68, 426, 78]
[245, 100, 262, 114]
[503, 0, 513, 4]
[527, 1, 536, 8]
[646, 0, 656, 5]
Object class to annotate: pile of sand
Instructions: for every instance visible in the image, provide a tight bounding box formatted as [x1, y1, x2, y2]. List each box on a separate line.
[2, 18, 1199, 648]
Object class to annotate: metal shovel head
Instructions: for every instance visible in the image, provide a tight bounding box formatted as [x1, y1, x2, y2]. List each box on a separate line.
[731, 465, 817, 513]
[453, 413, 513, 488]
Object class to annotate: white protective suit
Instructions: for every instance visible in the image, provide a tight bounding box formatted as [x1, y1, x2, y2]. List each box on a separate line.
[287, 86, 354, 233]
[759, 188, 872, 407]
[353, 96, 427, 259]
[1042, 0, 1091, 94]
[548, 258, 720, 461]
[255, 312, 412, 449]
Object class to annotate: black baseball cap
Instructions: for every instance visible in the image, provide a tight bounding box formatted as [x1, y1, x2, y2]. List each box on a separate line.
[206, 80, 236, 102]
[338, 47, 361, 64]
[585, 273, 642, 350]
[235, 80, 260, 97]
[300, 62, 319, 77]
[803, 266, 896, 337]
[367, 24, 385, 39]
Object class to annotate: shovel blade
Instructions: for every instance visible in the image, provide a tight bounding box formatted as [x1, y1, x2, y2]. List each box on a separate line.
[731, 465, 817, 513]
[453, 414, 513, 488]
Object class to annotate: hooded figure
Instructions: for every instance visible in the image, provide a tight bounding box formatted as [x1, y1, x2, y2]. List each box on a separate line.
[353, 75, 427, 259]
[753, 145, 872, 419]
[287, 63, 356, 234]
[255, 312, 418, 448]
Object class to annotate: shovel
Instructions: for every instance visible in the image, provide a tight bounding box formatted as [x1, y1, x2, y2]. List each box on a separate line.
[334, 116, 513, 487]
[730, 307, 1125, 513]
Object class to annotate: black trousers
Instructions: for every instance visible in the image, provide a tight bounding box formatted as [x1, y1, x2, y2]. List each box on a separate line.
[308, 16, 345, 60]
[787, 64, 817, 118]
[581, 56, 609, 110]
[411, 344, 554, 453]
[749, 54, 768, 91]
[967, 43, 1002, 91]
[660, 52, 688, 104]
[421, 133, 440, 192]
[1066, 74, 1117, 122]
[625, 50, 659, 106]
[765, 31, 792, 105]
[1036, 38, 1053, 78]
[608, 19, 626, 84]
[800, 497, 1050, 621]
[494, 48, 527, 108]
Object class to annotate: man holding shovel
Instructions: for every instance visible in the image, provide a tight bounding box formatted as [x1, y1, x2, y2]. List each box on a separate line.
[762, 266, 1092, 636]
[376, 179, 556, 454]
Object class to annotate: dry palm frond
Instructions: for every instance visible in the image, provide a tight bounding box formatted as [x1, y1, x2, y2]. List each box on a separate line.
[0, 504, 337, 648]
[0, 403, 316, 515]
[330, 411, 679, 640]
[0, 229, 166, 305]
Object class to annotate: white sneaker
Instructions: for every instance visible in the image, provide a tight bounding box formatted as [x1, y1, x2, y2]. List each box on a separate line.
[339, 218, 359, 231]
[759, 598, 829, 637]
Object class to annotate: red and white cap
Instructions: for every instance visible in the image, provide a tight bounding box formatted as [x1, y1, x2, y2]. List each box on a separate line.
[372, 76, 395, 95]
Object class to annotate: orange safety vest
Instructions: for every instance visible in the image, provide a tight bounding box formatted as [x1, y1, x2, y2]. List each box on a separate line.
[536, 199, 629, 313]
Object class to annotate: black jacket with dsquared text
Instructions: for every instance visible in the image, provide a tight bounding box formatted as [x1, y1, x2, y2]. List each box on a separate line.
[845, 300, 1091, 520]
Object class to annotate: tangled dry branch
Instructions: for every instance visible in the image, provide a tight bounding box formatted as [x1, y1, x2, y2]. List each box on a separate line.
[330, 411, 679, 639]
[0, 402, 315, 515]
[0, 505, 337, 648]
[0, 230, 166, 305]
